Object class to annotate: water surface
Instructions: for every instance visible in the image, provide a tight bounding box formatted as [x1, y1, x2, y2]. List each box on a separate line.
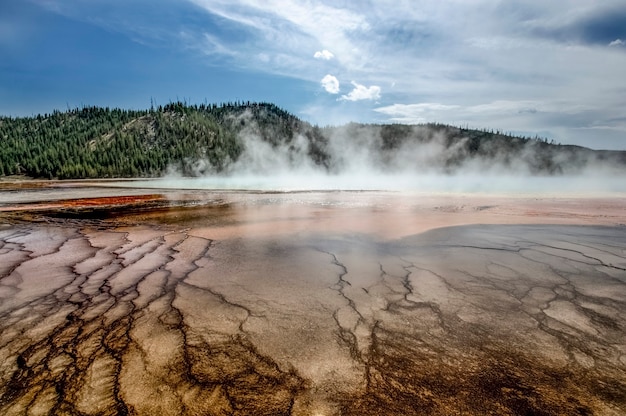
[0, 183, 625, 415]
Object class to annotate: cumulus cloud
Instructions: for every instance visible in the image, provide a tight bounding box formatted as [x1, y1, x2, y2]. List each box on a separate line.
[340, 81, 381, 101]
[609, 38, 624, 47]
[314, 49, 334, 60]
[320, 74, 340, 94]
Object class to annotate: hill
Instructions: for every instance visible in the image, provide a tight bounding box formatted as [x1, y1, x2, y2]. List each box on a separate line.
[1, 102, 624, 179]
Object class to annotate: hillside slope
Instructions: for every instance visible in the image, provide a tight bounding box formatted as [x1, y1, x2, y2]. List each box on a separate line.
[1, 102, 624, 179]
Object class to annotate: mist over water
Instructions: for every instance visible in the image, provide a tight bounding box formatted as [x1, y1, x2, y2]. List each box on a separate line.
[136, 114, 626, 195]
[130, 173, 625, 196]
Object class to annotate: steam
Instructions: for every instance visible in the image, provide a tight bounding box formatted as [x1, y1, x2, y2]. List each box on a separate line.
[154, 111, 626, 195]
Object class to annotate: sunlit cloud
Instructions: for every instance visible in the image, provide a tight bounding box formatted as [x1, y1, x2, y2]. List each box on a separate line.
[375, 101, 542, 120]
[187, 0, 368, 71]
[375, 103, 460, 123]
[314, 49, 334, 60]
[340, 81, 381, 101]
[609, 38, 624, 47]
[320, 74, 340, 94]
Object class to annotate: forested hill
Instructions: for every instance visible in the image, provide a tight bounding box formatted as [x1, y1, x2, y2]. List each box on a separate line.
[1, 102, 624, 179]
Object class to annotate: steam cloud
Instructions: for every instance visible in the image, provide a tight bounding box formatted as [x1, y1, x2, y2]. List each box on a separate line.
[156, 110, 626, 195]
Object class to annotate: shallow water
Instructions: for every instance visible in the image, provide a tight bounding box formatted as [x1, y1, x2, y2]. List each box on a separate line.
[0, 184, 625, 415]
[113, 174, 626, 195]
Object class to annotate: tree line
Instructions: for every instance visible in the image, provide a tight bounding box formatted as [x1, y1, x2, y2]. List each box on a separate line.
[1, 101, 624, 179]
[0, 102, 277, 179]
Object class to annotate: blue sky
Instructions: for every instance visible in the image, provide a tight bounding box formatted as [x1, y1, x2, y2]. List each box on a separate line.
[2, 0, 626, 149]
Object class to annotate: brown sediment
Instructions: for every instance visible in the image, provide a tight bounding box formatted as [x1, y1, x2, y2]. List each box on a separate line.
[0, 194, 166, 212]
[0, 183, 625, 415]
[0, 181, 52, 190]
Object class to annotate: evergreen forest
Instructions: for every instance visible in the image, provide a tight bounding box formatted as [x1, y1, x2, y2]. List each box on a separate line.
[1, 102, 624, 179]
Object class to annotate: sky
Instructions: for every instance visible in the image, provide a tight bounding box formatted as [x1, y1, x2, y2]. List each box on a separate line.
[1, 1, 626, 150]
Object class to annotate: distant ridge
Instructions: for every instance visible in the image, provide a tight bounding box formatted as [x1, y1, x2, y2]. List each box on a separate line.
[1, 102, 624, 179]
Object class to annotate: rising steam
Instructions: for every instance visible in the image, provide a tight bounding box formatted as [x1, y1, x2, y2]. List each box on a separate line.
[151, 110, 626, 195]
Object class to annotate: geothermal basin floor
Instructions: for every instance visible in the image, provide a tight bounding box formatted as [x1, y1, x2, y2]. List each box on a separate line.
[0, 182, 625, 415]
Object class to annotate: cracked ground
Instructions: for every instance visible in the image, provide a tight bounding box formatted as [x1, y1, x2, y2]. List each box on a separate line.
[0, 186, 625, 415]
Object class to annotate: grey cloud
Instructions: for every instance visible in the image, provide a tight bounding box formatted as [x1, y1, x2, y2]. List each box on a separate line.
[521, 4, 626, 46]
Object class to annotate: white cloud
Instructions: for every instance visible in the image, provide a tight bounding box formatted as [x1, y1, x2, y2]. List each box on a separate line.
[340, 81, 381, 101]
[314, 49, 334, 60]
[374, 98, 626, 148]
[375, 101, 543, 121]
[609, 39, 624, 47]
[375, 103, 460, 123]
[188, 0, 368, 70]
[321, 74, 340, 94]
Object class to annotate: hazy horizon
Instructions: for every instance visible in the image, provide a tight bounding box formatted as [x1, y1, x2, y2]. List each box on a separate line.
[138, 111, 626, 195]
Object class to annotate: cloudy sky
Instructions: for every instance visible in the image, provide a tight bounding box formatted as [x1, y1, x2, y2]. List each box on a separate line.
[2, 0, 626, 149]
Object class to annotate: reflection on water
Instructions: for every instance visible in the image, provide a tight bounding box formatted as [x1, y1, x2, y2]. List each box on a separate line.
[107, 173, 626, 196]
[2, 184, 626, 241]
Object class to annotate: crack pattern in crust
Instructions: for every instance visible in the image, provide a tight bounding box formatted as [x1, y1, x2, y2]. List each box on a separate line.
[0, 223, 625, 415]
